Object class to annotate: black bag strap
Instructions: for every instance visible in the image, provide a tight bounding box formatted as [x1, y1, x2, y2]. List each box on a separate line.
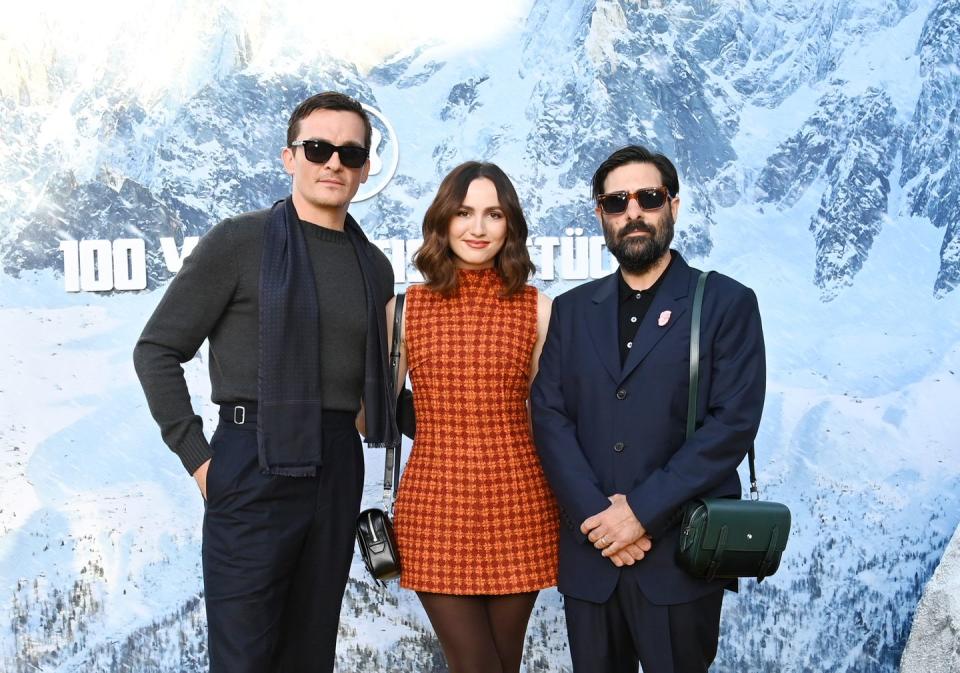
[686, 271, 759, 499]
[383, 293, 405, 507]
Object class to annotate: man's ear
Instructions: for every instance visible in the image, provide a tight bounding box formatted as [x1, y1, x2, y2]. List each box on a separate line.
[281, 146, 295, 176]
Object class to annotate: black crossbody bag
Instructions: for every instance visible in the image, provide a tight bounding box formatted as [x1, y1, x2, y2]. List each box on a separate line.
[355, 294, 407, 582]
[675, 272, 791, 583]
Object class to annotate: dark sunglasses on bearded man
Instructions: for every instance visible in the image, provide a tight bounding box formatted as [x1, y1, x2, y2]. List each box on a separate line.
[596, 186, 674, 214]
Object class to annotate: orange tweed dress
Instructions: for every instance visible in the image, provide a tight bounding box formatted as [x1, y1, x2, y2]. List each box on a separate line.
[393, 268, 559, 594]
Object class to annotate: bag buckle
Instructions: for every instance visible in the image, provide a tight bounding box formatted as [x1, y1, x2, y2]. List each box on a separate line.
[233, 405, 246, 424]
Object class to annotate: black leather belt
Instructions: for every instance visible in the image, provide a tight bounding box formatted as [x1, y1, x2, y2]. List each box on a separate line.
[219, 404, 357, 427]
[219, 403, 258, 425]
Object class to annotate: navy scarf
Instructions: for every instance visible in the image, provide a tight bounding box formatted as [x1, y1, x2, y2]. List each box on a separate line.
[258, 197, 398, 476]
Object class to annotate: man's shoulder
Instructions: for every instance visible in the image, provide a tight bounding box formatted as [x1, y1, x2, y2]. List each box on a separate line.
[698, 267, 757, 305]
[554, 276, 610, 305]
[220, 208, 271, 237]
[228, 207, 272, 226]
[348, 219, 395, 292]
[362, 236, 394, 286]
[367, 239, 393, 271]
[687, 264, 760, 321]
[200, 208, 270, 246]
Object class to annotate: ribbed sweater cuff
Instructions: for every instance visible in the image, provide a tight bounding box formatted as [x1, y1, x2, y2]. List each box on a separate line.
[177, 432, 213, 476]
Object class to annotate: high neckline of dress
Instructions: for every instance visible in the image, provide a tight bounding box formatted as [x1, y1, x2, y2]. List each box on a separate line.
[456, 267, 499, 286]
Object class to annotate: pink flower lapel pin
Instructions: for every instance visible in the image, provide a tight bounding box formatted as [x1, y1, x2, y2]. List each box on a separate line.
[657, 310, 672, 327]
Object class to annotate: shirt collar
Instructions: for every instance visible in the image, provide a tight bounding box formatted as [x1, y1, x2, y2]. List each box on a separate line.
[617, 250, 675, 304]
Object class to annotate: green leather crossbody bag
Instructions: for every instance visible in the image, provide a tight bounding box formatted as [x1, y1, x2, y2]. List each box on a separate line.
[675, 271, 791, 583]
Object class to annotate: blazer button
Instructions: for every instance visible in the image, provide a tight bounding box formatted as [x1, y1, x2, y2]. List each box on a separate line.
[614, 442, 625, 453]
[616, 389, 627, 400]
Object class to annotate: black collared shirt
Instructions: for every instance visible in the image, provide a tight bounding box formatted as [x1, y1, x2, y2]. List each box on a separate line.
[618, 252, 675, 366]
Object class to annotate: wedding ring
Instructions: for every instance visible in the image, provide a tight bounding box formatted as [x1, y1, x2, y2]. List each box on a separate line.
[600, 535, 609, 546]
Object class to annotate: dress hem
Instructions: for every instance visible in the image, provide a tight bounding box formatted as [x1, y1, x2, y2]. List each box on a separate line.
[398, 578, 558, 595]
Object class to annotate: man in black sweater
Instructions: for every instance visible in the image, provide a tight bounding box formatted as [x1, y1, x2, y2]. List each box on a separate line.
[133, 92, 396, 673]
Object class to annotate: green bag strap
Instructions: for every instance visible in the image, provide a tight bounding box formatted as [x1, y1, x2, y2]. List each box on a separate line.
[757, 525, 781, 583]
[686, 271, 759, 499]
[705, 524, 728, 582]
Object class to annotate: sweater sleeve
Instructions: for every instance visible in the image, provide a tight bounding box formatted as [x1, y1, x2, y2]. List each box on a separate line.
[133, 220, 239, 475]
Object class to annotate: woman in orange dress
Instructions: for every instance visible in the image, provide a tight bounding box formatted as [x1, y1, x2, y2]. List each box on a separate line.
[388, 161, 559, 673]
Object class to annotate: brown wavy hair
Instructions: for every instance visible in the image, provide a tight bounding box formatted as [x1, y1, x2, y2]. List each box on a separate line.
[414, 162, 535, 297]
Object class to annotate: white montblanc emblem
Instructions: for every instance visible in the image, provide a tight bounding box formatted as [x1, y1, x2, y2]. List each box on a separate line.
[353, 104, 400, 202]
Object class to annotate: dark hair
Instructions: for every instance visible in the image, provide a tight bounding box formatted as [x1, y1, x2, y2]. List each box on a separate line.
[414, 162, 535, 297]
[591, 145, 680, 199]
[286, 91, 372, 149]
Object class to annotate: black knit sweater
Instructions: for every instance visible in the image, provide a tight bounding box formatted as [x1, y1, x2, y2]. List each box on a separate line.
[133, 208, 394, 474]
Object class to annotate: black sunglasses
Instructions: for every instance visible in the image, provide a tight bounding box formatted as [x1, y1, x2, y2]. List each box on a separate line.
[596, 186, 673, 214]
[289, 139, 369, 169]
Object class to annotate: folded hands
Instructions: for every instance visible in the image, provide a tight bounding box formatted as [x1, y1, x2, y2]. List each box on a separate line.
[581, 494, 653, 567]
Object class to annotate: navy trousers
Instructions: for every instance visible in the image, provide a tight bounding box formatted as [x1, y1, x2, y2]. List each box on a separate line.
[564, 578, 724, 673]
[202, 410, 363, 673]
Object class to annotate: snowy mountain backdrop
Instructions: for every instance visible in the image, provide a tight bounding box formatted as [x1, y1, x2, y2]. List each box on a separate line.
[1, 0, 959, 671]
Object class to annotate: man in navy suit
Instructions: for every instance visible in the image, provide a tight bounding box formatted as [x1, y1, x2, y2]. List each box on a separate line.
[531, 145, 766, 673]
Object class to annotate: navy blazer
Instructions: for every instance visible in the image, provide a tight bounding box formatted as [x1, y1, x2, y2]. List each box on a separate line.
[531, 252, 766, 605]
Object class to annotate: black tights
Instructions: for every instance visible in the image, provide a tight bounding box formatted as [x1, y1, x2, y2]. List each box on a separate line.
[417, 591, 539, 673]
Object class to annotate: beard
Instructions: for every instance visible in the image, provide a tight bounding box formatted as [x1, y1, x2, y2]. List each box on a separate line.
[603, 208, 675, 274]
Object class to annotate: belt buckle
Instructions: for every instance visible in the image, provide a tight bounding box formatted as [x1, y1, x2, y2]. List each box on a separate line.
[233, 405, 246, 425]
